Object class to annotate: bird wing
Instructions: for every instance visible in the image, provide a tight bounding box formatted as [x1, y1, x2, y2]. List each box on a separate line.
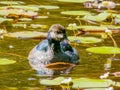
[36, 39, 49, 51]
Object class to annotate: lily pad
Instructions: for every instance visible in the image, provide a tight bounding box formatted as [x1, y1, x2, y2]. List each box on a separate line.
[68, 36, 102, 44]
[67, 25, 107, 31]
[0, 9, 38, 17]
[30, 24, 48, 29]
[108, 25, 120, 30]
[0, 9, 20, 16]
[18, 18, 32, 21]
[67, 25, 120, 33]
[0, 29, 7, 34]
[40, 77, 114, 89]
[72, 78, 113, 89]
[1, 5, 39, 11]
[0, 1, 24, 5]
[40, 77, 66, 85]
[86, 46, 120, 54]
[39, 5, 59, 9]
[57, 0, 94, 3]
[61, 11, 90, 16]
[0, 17, 13, 23]
[36, 16, 48, 19]
[3, 31, 47, 39]
[82, 12, 110, 22]
[0, 58, 16, 65]
[13, 23, 27, 28]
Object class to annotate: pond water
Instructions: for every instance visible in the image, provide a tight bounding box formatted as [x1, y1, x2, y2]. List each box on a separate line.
[0, 0, 120, 90]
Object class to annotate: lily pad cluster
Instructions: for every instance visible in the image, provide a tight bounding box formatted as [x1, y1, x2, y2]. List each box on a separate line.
[59, 0, 120, 76]
[40, 77, 120, 90]
[0, 1, 61, 38]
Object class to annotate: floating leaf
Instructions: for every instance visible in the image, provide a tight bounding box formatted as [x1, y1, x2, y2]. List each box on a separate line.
[0, 59, 16, 65]
[18, 18, 32, 21]
[82, 12, 110, 22]
[0, 9, 38, 17]
[116, 82, 120, 87]
[11, 5, 39, 11]
[0, 9, 21, 16]
[0, 1, 24, 5]
[40, 77, 66, 85]
[108, 25, 120, 30]
[72, 78, 113, 89]
[67, 25, 120, 33]
[1, 5, 39, 11]
[3, 31, 47, 39]
[40, 77, 114, 89]
[36, 16, 48, 19]
[61, 11, 90, 16]
[57, 0, 94, 3]
[30, 24, 48, 29]
[0, 29, 7, 34]
[13, 23, 27, 28]
[0, 17, 13, 23]
[39, 5, 59, 9]
[83, 88, 110, 90]
[67, 25, 107, 31]
[68, 36, 102, 44]
[45, 62, 74, 70]
[86, 46, 120, 54]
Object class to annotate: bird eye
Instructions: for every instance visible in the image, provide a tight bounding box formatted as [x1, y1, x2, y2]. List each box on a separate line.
[58, 31, 62, 34]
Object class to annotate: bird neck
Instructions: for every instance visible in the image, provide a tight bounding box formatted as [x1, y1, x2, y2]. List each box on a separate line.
[48, 40, 62, 54]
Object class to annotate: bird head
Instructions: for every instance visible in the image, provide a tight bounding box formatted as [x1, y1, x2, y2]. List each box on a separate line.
[47, 24, 67, 42]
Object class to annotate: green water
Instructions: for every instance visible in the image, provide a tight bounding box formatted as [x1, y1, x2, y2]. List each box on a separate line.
[0, 0, 120, 90]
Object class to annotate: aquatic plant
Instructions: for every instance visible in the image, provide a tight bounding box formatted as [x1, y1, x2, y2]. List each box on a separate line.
[3, 31, 47, 39]
[57, 0, 94, 3]
[0, 58, 16, 65]
[40, 76, 120, 90]
[68, 36, 102, 44]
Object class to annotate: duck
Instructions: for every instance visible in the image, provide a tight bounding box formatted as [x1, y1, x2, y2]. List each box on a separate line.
[28, 24, 80, 76]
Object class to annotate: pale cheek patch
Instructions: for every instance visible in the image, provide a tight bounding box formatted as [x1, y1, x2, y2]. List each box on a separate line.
[50, 32, 64, 40]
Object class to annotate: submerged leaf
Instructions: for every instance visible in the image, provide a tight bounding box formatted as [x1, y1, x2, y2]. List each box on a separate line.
[86, 46, 120, 54]
[68, 36, 102, 44]
[0, 59, 16, 65]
